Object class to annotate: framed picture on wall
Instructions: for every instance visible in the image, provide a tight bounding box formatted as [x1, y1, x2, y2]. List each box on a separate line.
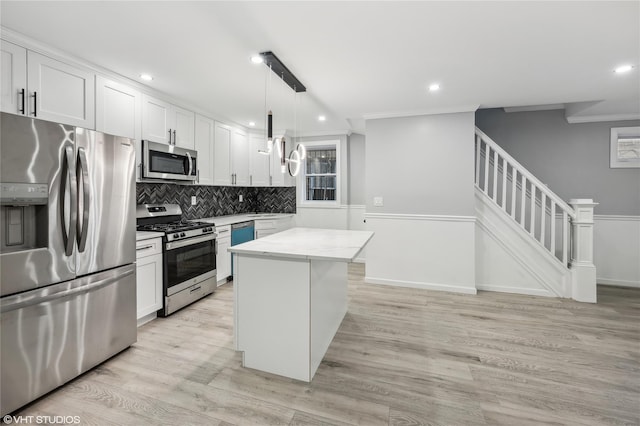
[610, 126, 640, 168]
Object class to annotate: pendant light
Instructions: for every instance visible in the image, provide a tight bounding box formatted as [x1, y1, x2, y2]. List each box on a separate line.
[258, 62, 273, 155]
[254, 51, 308, 176]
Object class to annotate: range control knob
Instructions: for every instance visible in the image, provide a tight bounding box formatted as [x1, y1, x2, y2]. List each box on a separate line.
[180, 232, 186, 237]
[173, 233, 179, 239]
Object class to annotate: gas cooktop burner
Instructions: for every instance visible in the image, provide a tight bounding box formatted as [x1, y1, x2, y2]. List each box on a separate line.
[137, 220, 210, 233]
[135, 204, 216, 242]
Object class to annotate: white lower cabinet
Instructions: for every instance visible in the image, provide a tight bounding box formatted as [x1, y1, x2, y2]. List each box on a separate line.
[216, 225, 231, 285]
[255, 216, 293, 239]
[135, 237, 163, 325]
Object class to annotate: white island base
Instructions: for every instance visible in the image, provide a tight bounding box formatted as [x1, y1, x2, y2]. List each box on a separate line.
[231, 228, 374, 382]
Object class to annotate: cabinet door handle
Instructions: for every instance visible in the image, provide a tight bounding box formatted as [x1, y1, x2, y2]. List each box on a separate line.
[168, 128, 172, 144]
[19, 88, 25, 114]
[173, 129, 177, 145]
[250, 175, 253, 186]
[218, 229, 229, 233]
[32, 91, 37, 117]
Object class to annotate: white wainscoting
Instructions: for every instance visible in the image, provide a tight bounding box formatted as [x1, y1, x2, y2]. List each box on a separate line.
[294, 205, 368, 262]
[475, 192, 566, 297]
[594, 215, 640, 288]
[364, 213, 477, 294]
[348, 205, 367, 262]
[295, 206, 349, 230]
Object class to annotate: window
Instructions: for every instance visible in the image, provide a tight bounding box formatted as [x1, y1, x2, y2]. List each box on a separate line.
[610, 126, 640, 168]
[299, 140, 340, 205]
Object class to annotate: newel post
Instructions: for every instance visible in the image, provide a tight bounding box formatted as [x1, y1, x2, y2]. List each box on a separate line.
[569, 199, 598, 303]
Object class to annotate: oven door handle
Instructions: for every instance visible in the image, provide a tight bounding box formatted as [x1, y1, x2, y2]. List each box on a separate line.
[165, 233, 217, 251]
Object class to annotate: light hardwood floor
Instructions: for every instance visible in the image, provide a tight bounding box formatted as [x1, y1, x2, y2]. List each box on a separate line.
[14, 264, 640, 425]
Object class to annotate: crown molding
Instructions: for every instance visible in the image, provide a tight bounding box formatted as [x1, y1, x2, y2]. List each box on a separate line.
[294, 129, 352, 138]
[363, 105, 480, 121]
[1, 26, 252, 132]
[504, 104, 565, 113]
[565, 113, 640, 124]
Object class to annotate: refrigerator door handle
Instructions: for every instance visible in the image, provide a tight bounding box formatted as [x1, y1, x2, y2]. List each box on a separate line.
[61, 145, 77, 256]
[0, 267, 135, 314]
[76, 147, 90, 252]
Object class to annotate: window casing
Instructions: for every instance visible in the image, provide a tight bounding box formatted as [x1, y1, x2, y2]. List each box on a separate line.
[298, 140, 340, 206]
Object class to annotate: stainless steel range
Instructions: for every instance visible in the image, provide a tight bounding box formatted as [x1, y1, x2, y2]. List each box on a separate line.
[136, 204, 217, 316]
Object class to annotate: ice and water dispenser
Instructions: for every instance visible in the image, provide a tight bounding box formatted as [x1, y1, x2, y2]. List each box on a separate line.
[0, 183, 48, 253]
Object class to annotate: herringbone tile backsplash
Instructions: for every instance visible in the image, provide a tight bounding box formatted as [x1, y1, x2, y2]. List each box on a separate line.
[136, 183, 296, 220]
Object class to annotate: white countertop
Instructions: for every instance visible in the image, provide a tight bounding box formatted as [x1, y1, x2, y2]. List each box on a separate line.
[228, 227, 374, 262]
[136, 231, 164, 242]
[198, 213, 294, 227]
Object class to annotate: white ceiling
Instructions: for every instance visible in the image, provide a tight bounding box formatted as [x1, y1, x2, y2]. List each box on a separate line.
[1, 1, 638, 135]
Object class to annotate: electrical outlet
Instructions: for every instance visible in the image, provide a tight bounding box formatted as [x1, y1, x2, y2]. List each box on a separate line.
[191, 196, 197, 206]
[373, 196, 383, 207]
[239, 194, 243, 202]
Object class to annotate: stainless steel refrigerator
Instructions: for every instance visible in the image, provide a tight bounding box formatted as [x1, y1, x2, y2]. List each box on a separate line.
[0, 113, 137, 415]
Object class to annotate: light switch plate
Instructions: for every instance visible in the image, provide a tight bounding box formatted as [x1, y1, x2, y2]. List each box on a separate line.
[239, 194, 243, 202]
[373, 196, 383, 207]
[191, 196, 197, 206]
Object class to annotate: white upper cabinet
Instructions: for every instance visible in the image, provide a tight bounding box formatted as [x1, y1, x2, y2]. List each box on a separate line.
[172, 105, 195, 149]
[249, 132, 270, 187]
[96, 76, 141, 139]
[214, 123, 252, 186]
[142, 94, 194, 148]
[231, 127, 250, 186]
[1, 40, 27, 115]
[194, 114, 215, 185]
[1, 41, 95, 128]
[27, 51, 95, 128]
[142, 94, 172, 144]
[213, 122, 232, 186]
[96, 76, 142, 180]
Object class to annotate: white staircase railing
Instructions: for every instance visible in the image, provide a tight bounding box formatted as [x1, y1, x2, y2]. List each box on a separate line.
[475, 127, 575, 267]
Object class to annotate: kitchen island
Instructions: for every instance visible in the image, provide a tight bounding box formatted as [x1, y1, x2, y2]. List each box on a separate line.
[229, 227, 374, 382]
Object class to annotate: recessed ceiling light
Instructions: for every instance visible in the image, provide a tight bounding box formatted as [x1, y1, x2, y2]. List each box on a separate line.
[428, 83, 440, 92]
[249, 121, 256, 127]
[140, 73, 153, 81]
[614, 65, 634, 74]
[318, 115, 326, 122]
[251, 55, 264, 64]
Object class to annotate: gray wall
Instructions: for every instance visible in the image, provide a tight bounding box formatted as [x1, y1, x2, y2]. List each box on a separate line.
[365, 112, 475, 215]
[476, 108, 640, 215]
[348, 133, 366, 205]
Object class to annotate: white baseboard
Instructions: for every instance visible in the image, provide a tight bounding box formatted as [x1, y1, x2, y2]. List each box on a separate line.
[476, 284, 553, 297]
[365, 276, 477, 295]
[137, 312, 157, 327]
[597, 278, 640, 288]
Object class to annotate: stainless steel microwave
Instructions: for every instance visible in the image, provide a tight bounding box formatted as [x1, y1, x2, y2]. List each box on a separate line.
[142, 140, 197, 181]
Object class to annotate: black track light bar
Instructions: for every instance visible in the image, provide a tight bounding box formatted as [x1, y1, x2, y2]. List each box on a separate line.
[260, 51, 306, 93]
